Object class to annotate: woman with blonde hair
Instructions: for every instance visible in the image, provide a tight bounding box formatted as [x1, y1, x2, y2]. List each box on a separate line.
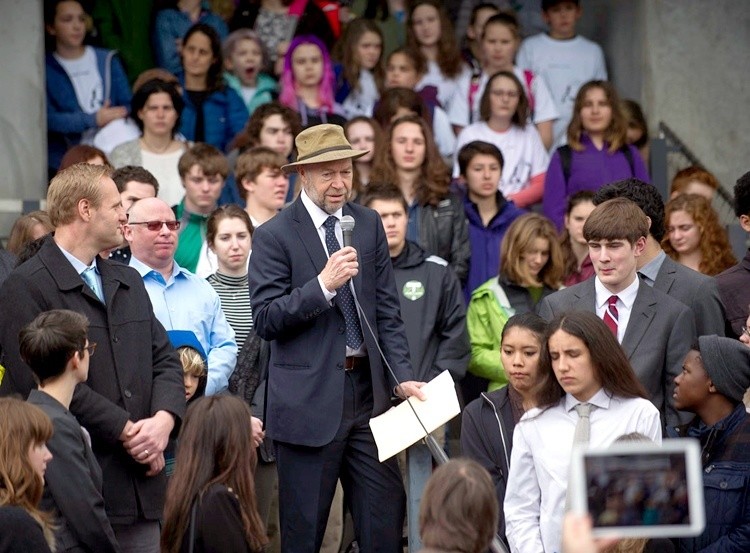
[543, 80, 649, 230]
[663, 193, 736, 276]
[0, 398, 55, 553]
[466, 213, 563, 392]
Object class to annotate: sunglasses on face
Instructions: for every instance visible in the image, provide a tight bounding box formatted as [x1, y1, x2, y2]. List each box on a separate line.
[128, 220, 181, 231]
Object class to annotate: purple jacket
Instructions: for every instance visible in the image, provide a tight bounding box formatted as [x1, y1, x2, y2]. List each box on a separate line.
[461, 189, 526, 303]
[542, 135, 649, 229]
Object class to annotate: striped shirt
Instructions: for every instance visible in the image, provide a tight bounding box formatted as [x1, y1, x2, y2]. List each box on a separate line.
[207, 272, 253, 351]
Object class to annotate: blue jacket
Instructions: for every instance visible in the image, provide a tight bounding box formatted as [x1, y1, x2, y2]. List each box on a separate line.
[223, 72, 278, 116]
[46, 47, 131, 169]
[459, 187, 525, 303]
[179, 77, 249, 152]
[672, 404, 750, 552]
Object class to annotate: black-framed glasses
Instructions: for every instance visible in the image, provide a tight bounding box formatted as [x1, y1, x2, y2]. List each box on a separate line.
[84, 342, 97, 357]
[128, 220, 181, 231]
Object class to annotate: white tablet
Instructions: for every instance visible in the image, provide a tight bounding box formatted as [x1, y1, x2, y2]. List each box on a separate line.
[569, 439, 706, 539]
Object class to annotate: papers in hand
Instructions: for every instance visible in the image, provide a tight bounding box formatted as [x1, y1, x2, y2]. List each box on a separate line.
[369, 370, 460, 462]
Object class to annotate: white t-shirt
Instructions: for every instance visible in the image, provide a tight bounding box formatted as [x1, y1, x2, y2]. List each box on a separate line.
[341, 69, 380, 119]
[239, 85, 258, 106]
[517, 33, 608, 148]
[448, 65, 559, 129]
[453, 121, 549, 196]
[141, 147, 187, 207]
[416, 60, 470, 115]
[54, 46, 103, 115]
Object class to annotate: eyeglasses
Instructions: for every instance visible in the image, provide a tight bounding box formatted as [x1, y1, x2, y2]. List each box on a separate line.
[128, 220, 181, 231]
[84, 342, 97, 357]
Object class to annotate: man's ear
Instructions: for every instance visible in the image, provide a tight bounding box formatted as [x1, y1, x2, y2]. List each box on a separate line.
[633, 235, 647, 257]
[739, 214, 750, 233]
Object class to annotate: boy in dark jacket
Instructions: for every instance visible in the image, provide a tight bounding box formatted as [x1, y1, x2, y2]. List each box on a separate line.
[671, 335, 750, 552]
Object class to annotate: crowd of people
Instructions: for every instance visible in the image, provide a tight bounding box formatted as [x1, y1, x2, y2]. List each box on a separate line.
[1, 0, 750, 552]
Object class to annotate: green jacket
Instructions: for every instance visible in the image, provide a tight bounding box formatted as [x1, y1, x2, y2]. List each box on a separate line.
[466, 278, 511, 391]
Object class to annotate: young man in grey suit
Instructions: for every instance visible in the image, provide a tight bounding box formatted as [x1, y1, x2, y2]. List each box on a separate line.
[249, 124, 426, 553]
[537, 198, 695, 429]
[593, 178, 725, 337]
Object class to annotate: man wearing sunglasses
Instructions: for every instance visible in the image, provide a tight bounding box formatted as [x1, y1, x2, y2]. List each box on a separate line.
[125, 196, 237, 397]
[0, 163, 186, 553]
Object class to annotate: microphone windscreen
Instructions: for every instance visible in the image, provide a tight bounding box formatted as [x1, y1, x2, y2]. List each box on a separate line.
[340, 215, 355, 232]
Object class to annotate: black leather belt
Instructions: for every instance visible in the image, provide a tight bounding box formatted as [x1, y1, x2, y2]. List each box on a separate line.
[345, 356, 369, 371]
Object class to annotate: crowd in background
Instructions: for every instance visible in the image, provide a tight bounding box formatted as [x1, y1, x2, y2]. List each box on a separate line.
[1, 1, 750, 553]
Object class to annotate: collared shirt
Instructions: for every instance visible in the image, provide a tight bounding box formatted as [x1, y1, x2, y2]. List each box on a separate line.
[129, 256, 237, 396]
[594, 275, 639, 344]
[638, 249, 667, 287]
[505, 389, 662, 553]
[57, 243, 102, 295]
[299, 189, 365, 357]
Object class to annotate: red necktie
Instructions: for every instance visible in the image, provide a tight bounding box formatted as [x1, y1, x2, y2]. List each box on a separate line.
[603, 295, 619, 338]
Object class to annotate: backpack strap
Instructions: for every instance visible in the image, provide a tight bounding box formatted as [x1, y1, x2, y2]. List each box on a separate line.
[557, 145, 573, 186]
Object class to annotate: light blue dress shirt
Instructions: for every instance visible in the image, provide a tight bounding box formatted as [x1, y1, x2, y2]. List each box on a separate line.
[129, 256, 237, 396]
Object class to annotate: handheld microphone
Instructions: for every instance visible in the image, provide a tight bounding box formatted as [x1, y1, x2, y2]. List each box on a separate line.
[341, 215, 355, 248]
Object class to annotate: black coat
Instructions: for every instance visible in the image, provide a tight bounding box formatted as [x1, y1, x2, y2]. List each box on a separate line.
[417, 192, 471, 285]
[0, 237, 186, 524]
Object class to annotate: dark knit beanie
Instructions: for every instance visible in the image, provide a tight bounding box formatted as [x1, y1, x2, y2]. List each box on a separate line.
[698, 335, 750, 403]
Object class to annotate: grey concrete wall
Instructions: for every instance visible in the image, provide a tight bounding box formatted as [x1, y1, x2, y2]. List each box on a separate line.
[0, 0, 46, 239]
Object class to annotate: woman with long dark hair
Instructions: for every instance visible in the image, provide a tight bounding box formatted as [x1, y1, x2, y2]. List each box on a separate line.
[504, 311, 662, 553]
[161, 395, 267, 553]
[371, 114, 470, 283]
[179, 23, 249, 151]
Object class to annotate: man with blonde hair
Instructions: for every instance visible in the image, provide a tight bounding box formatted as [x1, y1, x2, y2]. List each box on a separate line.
[0, 162, 185, 553]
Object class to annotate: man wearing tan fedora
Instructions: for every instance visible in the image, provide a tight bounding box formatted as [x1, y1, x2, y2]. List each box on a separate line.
[249, 123, 426, 552]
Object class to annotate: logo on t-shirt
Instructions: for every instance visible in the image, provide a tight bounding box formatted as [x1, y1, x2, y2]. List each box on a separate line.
[402, 281, 425, 301]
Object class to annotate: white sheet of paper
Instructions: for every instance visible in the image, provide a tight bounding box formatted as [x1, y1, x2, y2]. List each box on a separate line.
[369, 370, 460, 462]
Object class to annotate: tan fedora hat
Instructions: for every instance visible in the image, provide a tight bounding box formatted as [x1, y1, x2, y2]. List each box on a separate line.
[281, 124, 368, 173]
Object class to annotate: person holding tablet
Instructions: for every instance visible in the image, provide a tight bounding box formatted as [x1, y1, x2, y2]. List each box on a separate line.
[504, 310, 662, 553]
[671, 335, 750, 552]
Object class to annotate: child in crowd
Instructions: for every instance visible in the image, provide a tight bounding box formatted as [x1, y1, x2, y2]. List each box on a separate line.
[542, 80, 649, 230]
[466, 213, 562, 392]
[504, 310, 662, 553]
[454, 70, 549, 208]
[671, 336, 750, 552]
[223, 29, 278, 116]
[0, 398, 55, 553]
[455, 140, 525, 303]
[45, 0, 131, 174]
[663, 193, 736, 276]
[179, 24, 249, 152]
[670, 166, 720, 201]
[517, 0, 608, 148]
[560, 191, 596, 286]
[449, 12, 558, 150]
[164, 330, 207, 477]
[174, 143, 229, 276]
[279, 35, 346, 128]
[407, 0, 468, 116]
[21, 309, 119, 552]
[344, 116, 382, 195]
[335, 18, 385, 119]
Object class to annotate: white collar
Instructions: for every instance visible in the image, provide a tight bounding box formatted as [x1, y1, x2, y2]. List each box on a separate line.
[594, 274, 639, 310]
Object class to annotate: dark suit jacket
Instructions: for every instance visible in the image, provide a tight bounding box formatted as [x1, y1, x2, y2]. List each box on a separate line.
[537, 278, 696, 428]
[248, 199, 413, 447]
[0, 237, 186, 524]
[716, 249, 750, 338]
[654, 255, 725, 337]
[29, 390, 119, 553]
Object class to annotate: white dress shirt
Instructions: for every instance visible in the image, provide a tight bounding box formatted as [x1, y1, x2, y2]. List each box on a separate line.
[594, 275, 639, 344]
[504, 389, 662, 553]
